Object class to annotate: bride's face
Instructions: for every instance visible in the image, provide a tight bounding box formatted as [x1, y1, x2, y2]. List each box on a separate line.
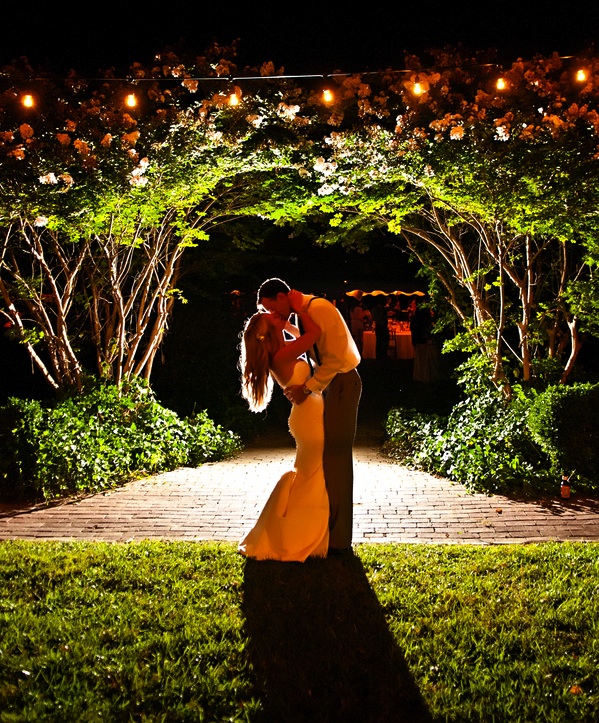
[266, 314, 286, 333]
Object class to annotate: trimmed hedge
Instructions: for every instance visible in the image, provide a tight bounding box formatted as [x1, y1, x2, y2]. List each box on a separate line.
[384, 382, 599, 496]
[527, 382, 599, 484]
[0, 380, 241, 502]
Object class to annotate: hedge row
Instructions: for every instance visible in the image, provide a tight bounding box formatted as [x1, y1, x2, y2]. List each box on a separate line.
[0, 380, 241, 502]
[384, 382, 599, 496]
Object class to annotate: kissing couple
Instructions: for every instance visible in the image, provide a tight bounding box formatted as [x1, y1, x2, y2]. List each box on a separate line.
[238, 278, 362, 562]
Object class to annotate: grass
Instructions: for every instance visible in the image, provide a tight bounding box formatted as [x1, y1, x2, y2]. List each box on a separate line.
[0, 541, 597, 722]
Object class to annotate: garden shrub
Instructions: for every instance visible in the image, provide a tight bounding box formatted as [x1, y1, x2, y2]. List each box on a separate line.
[0, 398, 44, 500]
[383, 357, 557, 495]
[0, 379, 241, 502]
[384, 407, 444, 461]
[527, 382, 599, 487]
[385, 372, 599, 496]
[386, 386, 549, 495]
[184, 410, 242, 466]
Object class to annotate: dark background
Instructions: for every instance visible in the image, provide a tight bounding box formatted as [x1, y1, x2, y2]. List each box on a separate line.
[2, 2, 597, 75]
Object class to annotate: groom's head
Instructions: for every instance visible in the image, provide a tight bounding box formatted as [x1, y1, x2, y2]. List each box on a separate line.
[257, 278, 292, 319]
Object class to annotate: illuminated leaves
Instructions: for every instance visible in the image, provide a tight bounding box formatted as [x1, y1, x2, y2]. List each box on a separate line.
[1, 47, 599, 393]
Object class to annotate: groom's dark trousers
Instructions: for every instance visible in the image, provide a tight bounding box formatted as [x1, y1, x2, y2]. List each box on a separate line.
[322, 368, 362, 549]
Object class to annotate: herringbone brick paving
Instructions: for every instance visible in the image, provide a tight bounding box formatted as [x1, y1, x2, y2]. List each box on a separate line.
[1, 426, 598, 545]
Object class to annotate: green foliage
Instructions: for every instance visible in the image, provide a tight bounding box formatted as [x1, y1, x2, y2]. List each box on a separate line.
[528, 382, 599, 484]
[0, 398, 43, 499]
[423, 386, 546, 494]
[3, 50, 599, 399]
[385, 391, 548, 495]
[184, 410, 243, 466]
[0, 49, 331, 393]
[384, 407, 444, 460]
[385, 355, 599, 495]
[0, 380, 241, 501]
[564, 277, 599, 337]
[385, 361, 553, 494]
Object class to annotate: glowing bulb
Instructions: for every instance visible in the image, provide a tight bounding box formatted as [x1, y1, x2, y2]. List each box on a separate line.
[576, 69, 587, 82]
[125, 93, 137, 108]
[496, 77, 506, 90]
[229, 92, 240, 106]
[413, 82, 423, 96]
[322, 88, 334, 103]
[22, 94, 34, 108]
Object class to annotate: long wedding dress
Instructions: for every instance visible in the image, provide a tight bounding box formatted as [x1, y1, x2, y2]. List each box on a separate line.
[239, 360, 329, 562]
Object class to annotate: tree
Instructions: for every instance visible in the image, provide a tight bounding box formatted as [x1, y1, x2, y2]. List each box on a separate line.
[2, 48, 599, 397]
[0, 50, 312, 391]
[262, 51, 599, 392]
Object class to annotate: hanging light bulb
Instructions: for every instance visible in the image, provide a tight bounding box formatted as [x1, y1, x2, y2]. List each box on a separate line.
[125, 93, 137, 108]
[496, 77, 507, 90]
[22, 94, 35, 108]
[576, 68, 588, 82]
[413, 82, 423, 96]
[322, 88, 334, 103]
[229, 92, 240, 106]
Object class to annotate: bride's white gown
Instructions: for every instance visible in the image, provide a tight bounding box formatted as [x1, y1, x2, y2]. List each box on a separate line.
[239, 360, 329, 561]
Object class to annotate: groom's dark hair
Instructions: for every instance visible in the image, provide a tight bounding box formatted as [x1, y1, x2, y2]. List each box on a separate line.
[257, 277, 290, 305]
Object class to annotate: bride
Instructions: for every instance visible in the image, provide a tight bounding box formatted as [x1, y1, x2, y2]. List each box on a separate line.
[238, 295, 329, 561]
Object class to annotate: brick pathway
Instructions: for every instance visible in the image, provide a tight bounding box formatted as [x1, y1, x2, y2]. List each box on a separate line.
[1, 428, 598, 545]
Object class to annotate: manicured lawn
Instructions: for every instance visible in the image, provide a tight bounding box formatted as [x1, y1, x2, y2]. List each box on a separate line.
[0, 541, 597, 721]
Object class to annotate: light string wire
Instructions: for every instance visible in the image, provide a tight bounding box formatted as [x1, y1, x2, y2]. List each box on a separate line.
[1, 53, 592, 111]
[0, 53, 587, 84]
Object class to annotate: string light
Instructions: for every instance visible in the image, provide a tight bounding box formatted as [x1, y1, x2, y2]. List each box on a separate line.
[3, 54, 592, 114]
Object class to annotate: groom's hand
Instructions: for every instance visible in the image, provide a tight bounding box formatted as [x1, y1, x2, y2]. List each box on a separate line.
[284, 384, 309, 405]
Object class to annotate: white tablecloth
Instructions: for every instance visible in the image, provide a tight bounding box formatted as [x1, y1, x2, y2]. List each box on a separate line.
[362, 331, 376, 359]
[389, 328, 414, 359]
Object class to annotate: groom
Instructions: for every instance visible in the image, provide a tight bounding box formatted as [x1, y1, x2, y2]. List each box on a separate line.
[257, 278, 362, 553]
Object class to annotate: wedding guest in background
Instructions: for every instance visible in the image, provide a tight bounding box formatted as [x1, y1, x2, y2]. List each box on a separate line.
[350, 299, 366, 353]
[372, 297, 390, 361]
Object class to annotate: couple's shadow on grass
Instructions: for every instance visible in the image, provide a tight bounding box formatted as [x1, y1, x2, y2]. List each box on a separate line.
[242, 552, 434, 723]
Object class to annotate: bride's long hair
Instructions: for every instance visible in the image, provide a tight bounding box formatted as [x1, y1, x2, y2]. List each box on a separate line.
[240, 312, 279, 412]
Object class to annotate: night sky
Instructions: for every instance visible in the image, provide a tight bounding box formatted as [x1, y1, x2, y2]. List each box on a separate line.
[2, 1, 597, 75]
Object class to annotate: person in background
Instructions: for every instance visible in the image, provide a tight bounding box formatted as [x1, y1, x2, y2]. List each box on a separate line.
[410, 299, 441, 383]
[350, 299, 366, 353]
[371, 297, 390, 361]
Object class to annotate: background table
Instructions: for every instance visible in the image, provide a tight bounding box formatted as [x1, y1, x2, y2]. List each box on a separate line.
[395, 331, 414, 359]
[362, 331, 376, 359]
[388, 324, 414, 359]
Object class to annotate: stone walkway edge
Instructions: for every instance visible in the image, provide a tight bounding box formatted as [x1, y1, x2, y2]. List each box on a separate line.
[1, 432, 598, 544]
